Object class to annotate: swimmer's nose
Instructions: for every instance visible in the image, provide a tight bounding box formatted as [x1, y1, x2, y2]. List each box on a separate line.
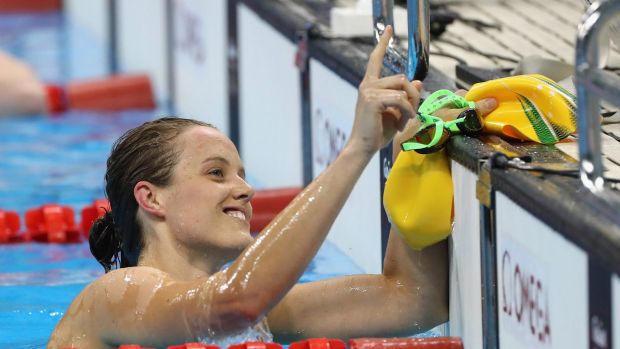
[233, 177, 254, 203]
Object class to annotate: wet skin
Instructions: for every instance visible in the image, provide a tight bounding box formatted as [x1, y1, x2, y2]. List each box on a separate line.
[47, 26, 500, 349]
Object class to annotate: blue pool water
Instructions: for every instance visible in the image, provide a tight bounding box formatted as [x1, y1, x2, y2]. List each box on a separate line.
[0, 11, 366, 348]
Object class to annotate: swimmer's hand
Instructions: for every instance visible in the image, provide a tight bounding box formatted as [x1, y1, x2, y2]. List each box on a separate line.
[433, 89, 497, 122]
[393, 90, 498, 150]
[348, 26, 421, 156]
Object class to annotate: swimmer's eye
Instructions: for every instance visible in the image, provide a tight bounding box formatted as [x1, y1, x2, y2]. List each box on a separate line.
[208, 169, 224, 178]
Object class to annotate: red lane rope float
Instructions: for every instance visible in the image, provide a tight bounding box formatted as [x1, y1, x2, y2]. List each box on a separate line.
[0, 0, 61, 12]
[63, 74, 156, 111]
[45, 84, 68, 114]
[44, 74, 156, 114]
[0, 209, 25, 243]
[80, 199, 111, 237]
[25, 204, 81, 243]
[290, 338, 346, 349]
[250, 187, 302, 233]
[349, 338, 464, 349]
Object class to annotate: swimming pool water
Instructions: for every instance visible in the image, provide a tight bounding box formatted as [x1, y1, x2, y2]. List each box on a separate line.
[0, 243, 100, 348]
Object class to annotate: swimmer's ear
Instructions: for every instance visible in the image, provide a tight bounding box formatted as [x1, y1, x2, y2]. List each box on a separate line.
[134, 180, 165, 218]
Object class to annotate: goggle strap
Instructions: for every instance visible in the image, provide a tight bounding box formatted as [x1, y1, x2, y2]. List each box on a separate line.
[430, 119, 446, 146]
[405, 90, 479, 152]
[445, 118, 464, 133]
[401, 141, 427, 151]
[401, 119, 446, 151]
[419, 90, 476, 115]
[417, 112, 443, 125]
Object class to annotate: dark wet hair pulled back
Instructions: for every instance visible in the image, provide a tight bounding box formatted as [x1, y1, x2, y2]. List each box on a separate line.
[89, 117, 214, 272]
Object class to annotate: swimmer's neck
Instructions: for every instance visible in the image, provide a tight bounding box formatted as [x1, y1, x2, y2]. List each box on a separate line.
[137, 230, 231, 281]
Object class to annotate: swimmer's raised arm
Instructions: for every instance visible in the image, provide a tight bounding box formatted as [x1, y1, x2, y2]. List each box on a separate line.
[266, 90, 498, 342]
[206, 24, 418, 325]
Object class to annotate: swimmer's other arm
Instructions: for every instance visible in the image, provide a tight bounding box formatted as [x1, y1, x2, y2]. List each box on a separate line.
[266, 220, 448, 342]
[265, 93, 500, 343]
[267, 119, 449, 342]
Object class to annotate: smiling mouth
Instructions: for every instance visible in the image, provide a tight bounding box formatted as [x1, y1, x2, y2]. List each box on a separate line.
[224, 209, 247, 221]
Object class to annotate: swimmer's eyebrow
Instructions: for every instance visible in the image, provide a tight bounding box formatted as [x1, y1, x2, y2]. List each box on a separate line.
[202, 156, 246, 179]
[202, 156, 230, 165]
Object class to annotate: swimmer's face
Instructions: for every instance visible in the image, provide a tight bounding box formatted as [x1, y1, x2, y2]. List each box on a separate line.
[160, 126, 254, 258]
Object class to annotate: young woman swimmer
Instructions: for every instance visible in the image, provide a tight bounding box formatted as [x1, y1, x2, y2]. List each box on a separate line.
[48, 27, 497, 349]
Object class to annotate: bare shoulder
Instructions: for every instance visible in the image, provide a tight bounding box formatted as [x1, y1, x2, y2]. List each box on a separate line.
[74, 266, 179, 322]
[82, 266, 174, 311]
[48, 267, 176, 348]
[91, 266, 174, 297]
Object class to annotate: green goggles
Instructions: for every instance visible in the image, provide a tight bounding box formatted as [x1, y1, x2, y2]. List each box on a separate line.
[401, 90, 482, 154]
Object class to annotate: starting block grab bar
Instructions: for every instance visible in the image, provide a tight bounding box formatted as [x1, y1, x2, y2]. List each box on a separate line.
[576, 0, 620, 192]
[371, 0, 429, 81]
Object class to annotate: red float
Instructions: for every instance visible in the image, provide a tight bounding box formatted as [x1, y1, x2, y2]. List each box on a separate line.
[25, 204, 81, 243]
[290, 338, 346, 349]
[0, 0, 61, 12]
[228, 342, 283, 349]
[63, 74, 156, 112]
[250, 187, 301, 232]
[0, 209, 25, 243]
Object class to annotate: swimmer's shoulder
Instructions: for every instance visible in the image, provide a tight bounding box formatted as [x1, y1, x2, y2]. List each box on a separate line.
[93, 266, 172, 287]
[49, 267, 177, 349]
[86, 266, 178, 311]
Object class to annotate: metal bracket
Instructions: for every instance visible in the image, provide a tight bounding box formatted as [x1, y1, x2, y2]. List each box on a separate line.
[295, 25, 311, 73]
[476, 160, 492, 208]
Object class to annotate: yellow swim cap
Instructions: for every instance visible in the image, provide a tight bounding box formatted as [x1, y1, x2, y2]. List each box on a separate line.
[465, 74, 577, 144]
[383, 149, 453, 250]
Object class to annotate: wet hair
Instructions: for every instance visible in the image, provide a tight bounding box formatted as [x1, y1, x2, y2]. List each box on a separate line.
[89, 117, 214, 272]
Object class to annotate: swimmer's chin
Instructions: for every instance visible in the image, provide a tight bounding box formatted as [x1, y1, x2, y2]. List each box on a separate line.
[225, 233, 255, 254]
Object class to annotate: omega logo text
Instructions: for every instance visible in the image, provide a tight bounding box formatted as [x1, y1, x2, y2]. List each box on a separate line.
[501, 250, 551, 346]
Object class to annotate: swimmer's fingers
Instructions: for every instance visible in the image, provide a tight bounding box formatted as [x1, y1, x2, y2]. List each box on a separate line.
[363, 26, 393, 82]
[367, 89, 415, 131]
[455, 89, 497, 117]
[474, 98, 497, 117]
[371, 74, 422, 109]
[433, 88, 497, 121]
[433, 108, 463, 122]
[455, 89, 467, 97]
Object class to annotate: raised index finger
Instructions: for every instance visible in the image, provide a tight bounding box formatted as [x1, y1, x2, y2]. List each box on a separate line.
[365, 25, 393, 80]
